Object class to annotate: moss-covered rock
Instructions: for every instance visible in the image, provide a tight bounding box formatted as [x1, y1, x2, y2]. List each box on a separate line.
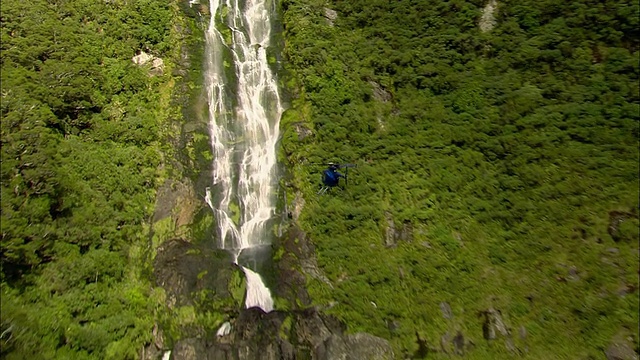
[154, 239, 241, 340]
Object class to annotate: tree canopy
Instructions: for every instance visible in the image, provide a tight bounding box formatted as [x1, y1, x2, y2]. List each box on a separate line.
[279, 0, 639, 357]
[1, 0, 174, 357]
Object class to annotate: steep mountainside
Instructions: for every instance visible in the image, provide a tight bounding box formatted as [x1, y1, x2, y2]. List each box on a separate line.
[279, 0, 639, 358]
[0, 0, 187, 358]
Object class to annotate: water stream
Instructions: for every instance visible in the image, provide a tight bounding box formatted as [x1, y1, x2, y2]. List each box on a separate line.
[204, 0, 282, 313]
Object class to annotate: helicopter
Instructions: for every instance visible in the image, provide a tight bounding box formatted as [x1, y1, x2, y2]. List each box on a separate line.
[317, 162, 357, 195]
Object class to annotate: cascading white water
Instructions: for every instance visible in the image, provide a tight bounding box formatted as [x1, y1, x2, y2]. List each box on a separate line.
[242, 267, 274, 311]
[204, 0, 283, 312]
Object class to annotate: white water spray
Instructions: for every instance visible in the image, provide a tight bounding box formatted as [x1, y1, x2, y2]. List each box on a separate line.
[204, 0, 283, 312]
[242, 267, 274, 312]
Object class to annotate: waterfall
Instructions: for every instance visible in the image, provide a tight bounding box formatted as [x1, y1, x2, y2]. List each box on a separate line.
[204, 0, 283, 312]
[242, 267, 274, 312]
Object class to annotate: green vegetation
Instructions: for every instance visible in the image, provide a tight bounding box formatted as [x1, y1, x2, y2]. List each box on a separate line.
[0, 0, 185, 358]
[2, 0, 637, 358]
[279, 0, 639, 358]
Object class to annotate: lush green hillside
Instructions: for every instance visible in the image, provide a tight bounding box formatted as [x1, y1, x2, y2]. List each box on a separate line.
[279, 0, 639, 358]
[0, 0, 182, 358]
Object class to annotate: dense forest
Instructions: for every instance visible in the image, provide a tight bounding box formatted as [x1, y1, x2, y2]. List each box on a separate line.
[279, 0, 639, 358]
[1, 0, 180, 358]
[1, 0, 638, 359]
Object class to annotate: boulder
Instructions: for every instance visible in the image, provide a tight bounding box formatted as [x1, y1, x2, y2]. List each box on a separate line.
[481, 308, 510, 340]
[479, 0, 498, 32]
[294, 123, 313, 141]
[323, 8, 338, 26]
[132, 50, 165, 76]
[439, 302, 453, 320]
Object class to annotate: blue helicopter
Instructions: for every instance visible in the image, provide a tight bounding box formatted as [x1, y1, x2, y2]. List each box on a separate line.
[317, 162, 356, 195]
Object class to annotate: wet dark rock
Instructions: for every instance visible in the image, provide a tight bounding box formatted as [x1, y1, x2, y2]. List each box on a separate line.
[140, 324, 169, 360]
[153, 239, 236, 309]
[141, 340, 163, 360]
[153, 179, 199, 224]
[279, 340, 296, 360]
[236, 244, 276, 286]
[170, 307, 392, 360]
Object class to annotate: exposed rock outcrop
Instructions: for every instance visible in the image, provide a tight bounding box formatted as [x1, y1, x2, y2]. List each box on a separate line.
[132, 50, 165, 76]
[480, 308, 522, 354]
[605, 330, 639, 360]
[479, 0, 498, 33]
[323, 8, 338, 26]
[439, 302, 453, 320]
[153, 178, 200, 235]
[384, 212, 414, 247]
[171, 307, 393, 360]
[274, 225, 331, 307]
[481, 308, 510, 341]
[318, 333, 394, 360]
[151, 221, 395, 359]
[294, 123, 313, 141]
[369, 81, 392, 103]
[153, 239, 237, 309]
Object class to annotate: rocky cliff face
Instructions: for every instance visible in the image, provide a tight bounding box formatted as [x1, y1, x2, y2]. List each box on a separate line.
[145, 2, 396, 358]
[171, 307, 393, 360]
[149, 229, 394, 360]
